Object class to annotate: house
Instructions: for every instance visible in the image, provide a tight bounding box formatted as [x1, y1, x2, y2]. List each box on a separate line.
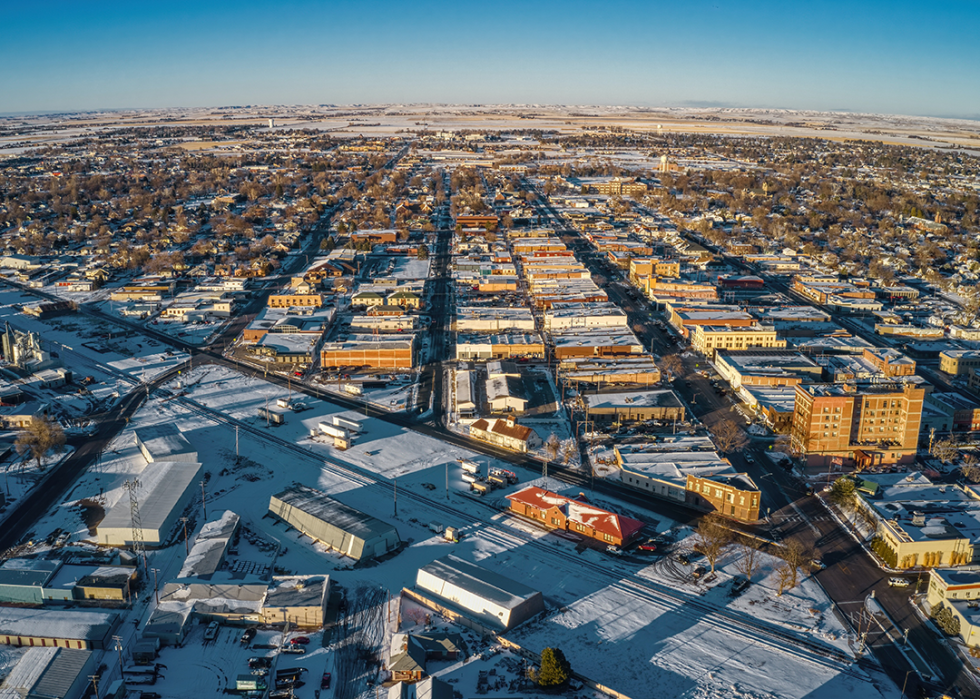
[505, 486, 645, 547]
[389, 632, 463, 682]
[468, 417, 539, 453]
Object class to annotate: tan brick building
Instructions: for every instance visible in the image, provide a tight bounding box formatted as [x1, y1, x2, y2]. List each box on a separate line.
[690, 324, 786, 358]
[685, 473, 761, 522]
[268, 293, 323, 309]
[790, 383, 926, 469]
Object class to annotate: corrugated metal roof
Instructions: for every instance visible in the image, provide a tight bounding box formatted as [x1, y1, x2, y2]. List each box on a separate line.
[31, 648, 92, 699]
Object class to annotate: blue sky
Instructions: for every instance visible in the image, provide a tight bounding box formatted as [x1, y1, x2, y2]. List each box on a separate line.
[2, 0, 978, 118]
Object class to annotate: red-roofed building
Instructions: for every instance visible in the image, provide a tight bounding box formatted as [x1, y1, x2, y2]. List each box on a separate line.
[505, 486, 644, 547]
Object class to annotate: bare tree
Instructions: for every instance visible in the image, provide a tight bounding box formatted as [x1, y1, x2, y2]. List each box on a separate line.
[15, 415, 66, 471]
[775, 562, 795, 596]
[559, 438, 577, 465]
[781, 538, 816, 589]
[709, 419, 749, 454]
[961, 455, 980, 483]
[733, 541, 761, 581]
[693, 514, 732, 574]
[931, 438, 959, 465]
[659, 354, 683, 382]
[545, 433, 561, 462]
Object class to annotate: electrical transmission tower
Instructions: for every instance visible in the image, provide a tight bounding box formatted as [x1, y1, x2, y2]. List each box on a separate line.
[124, 479, 147, 571]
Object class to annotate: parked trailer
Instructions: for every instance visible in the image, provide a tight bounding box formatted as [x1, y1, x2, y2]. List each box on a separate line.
[318, 423, 350, 440]
[276, 398, 292, 409]
[458, 459, 481, 474]
[470, 481, 490, 496]
[341, 383, 363, 396]
[332, 416, 363, 433]
[461, 472, 479, 484]
[258, 408, 285, 425]
[444, 526, 464, 543]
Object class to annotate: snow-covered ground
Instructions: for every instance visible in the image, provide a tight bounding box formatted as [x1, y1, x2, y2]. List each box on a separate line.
[10, 363, 898, 699]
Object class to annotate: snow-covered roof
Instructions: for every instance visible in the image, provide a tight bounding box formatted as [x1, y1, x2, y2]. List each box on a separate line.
[0, 608, 119, 643]
[417, 555, 541, 610]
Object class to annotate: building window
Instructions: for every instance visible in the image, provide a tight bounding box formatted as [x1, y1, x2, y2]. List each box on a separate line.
[603, 533, 614, 543]
[551, 517, 560, 525]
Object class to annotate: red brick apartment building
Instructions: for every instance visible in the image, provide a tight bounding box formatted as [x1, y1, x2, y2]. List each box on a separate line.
[790, 382, 925, 470]
[506, 487, 644, 547]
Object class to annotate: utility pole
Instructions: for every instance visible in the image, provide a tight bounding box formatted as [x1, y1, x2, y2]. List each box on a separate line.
[180, 517, 189, 554]
[112, 635, 124, 678]
[200, 480, 207, 520]
[393, 477, 397, 517]
[445, 462, 449, 500]
[151, 568, 160, 605]
[235, 425, 239, 458]
[88, 675, 99, 699]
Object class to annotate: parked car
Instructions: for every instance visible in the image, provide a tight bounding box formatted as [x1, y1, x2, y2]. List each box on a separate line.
[321, 673, 332, 689]
[289, 636, 310, 645]
[730, 575, 750, 595]
[240, 627, 257, 645]
[744, 454, 755, 464]
[888, 577, 911, 588]
[676, 553, 690, 565]
[637, 540, 658, 552]
[605, 545, 624, 556]
[280, 646, 305, 655]
[248, 657, 271, 669]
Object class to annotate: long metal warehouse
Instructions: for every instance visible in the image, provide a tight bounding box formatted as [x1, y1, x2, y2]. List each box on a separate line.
[97, 461, 203, 547]
[269, 485, 400, 561]
[415, 555, 544, 631]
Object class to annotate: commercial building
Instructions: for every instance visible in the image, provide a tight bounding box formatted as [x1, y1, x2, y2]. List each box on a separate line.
[505, 486, 644, 547]
[268, 293, 324, 309]
[414, 555, 544, 631]
[269, 485, 400, 561]
[320, 338, 414, 370]
[940, 350, 980, 377]
[714, 350, 822, 390]
[178, 511, 240, 579]
[260, 576, 330, 628]
[455, 307, 535, 332]
[97, 461, 204, 547]
[389, 632, 463, 682]
[0, 608, 120, 649]
[0, 648, 95, 699]
[926, 569, 980, 648]
[790, 382, 926, 470]
[134, 424, 198, 463]
[468, 417, 539, 453]
[558, 356, 662, 386]
[614, 444, 761, 522]
[455, 333, 545, 361]
[690, 324, 786, 358]
[584, 389, 685, 425]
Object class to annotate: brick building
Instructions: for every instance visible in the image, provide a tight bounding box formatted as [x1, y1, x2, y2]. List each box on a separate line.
[790, 382, 926, 470]
[505, 487, 644, 547]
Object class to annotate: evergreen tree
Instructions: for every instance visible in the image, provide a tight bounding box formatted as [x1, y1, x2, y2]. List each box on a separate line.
[537, 647, 571, 687]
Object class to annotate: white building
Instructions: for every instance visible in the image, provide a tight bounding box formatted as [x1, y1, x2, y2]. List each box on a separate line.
[415, 555, 544, 631]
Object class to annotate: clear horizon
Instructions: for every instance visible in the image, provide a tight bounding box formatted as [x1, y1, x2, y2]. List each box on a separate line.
[2, 0, 978, 120]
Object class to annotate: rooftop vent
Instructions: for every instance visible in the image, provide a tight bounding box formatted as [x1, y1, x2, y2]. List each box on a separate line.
[911, 511, 926, 527]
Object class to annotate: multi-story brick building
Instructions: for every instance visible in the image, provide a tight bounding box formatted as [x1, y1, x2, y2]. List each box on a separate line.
[268, 293, 324, 309]
[685, 473, 761, 522]
[690, 324, 786, 358]
[790, 382, 926, 470]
